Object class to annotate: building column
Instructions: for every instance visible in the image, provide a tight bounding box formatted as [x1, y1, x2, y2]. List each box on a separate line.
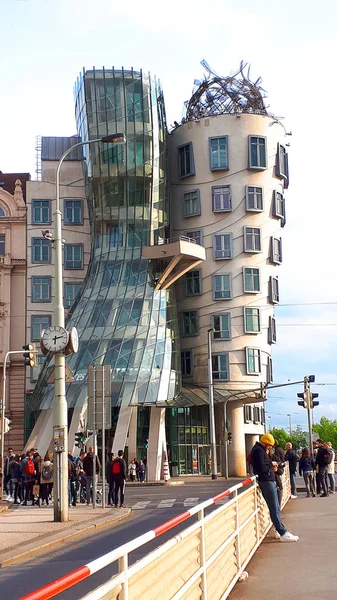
[227, 401, 246, 477]
[147, 406, 168, 481]
[127, 406, 138, 461]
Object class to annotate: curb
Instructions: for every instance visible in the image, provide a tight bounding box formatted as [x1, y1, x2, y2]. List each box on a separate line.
[0, 509, 131, 568]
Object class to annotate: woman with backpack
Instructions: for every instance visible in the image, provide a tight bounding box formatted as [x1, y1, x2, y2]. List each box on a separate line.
[299, 447, 316, 497]
[40, 453, 53, 506]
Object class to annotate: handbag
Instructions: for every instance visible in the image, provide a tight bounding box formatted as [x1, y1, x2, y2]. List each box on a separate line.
[32, 484, 40, 496]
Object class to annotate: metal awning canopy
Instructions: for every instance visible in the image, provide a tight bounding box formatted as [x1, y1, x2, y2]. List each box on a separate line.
[130, 384, 265, 408]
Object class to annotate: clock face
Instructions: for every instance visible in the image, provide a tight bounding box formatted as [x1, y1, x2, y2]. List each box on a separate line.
[42, 326, 69, 352]
[69, 327, 79, 354]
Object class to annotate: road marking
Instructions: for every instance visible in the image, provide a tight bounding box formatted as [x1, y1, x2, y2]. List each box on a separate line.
[132, 501, 151, 510]
[183, 497, 199, 506]
[157, 499, 176, 508]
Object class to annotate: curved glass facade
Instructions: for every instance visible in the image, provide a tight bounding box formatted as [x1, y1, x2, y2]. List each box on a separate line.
[27, 68, 181, 426]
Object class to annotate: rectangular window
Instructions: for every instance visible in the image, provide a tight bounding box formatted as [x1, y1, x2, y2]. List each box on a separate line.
[248, 135, 267, 169]
[243, 267, 260, 293]
[245, 186, 263, 211]
[212, 185, 231, 212]
[268, 316, 277, 343]
[103, 143, 124, 164]
[31, 315, 52, 341]
[212, 313, 231, 340]
[181, 350, 193, 376]
[213, 274, 231, 300]
[244, 307, 261, 333]
[64, 283, 82, 308]
[32, 276, 51, 302]
[269, 276, 280, 304]
[209, 136, 228, 170]
[178, 143, 195, 178]
[273, 190, 285, 221]
[185, 270, 201, 295]
[276, 143, 289, 181]
[246, 347, 261, 374]
[214, 233, 233, 259]
[32, 238, 51, 263]
[244, 226, 261, 252]
[270, 237, 282, 264]
[32, 200, 50, 224]
[183, 189, 200, 217]
[0, 234, 5, 256]
[212, 353, 229, 380]
[107, 223, 124, 248]
[64, 244, 83, 269]
[267, 356, 274, 383]
[244, 405, 254, 423]
[185, 229, 202, 245]
[31, 355, 47, 383]
[64, 199, 83, 225]
[181, 310, 198, 336]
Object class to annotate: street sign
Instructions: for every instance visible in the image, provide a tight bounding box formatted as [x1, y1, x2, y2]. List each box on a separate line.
[87, 365, 112, 430]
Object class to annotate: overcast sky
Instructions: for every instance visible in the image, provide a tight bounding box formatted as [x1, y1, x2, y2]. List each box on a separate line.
[1, 0, 337, 432]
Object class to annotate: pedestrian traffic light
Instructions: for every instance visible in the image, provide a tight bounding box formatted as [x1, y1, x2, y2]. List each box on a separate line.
[228, 432, 232, 443]
[22, 344, 36, 368]
[311, 393, 319, 408]
[144, 439, 148, 450]
[75, 431, 85, 447]
[3, 417, 12, 433]
[297, 392, 308, 409]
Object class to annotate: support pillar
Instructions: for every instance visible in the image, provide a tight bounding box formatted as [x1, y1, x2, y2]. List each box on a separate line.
[227, 401, 246, 477]
[147, 406, 167, 481]
[127, 406, 138, 461]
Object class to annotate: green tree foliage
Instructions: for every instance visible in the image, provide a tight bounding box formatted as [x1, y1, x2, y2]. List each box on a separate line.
[270, 426, 307, 450]
[312, 417, 337, 449]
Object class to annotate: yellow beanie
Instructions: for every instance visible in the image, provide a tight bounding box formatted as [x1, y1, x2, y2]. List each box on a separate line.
[260, 433, 275, 446]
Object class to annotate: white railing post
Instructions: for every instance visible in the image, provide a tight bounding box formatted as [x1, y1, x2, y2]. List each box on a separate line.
[197, 507, 208, 600]
[234, 488, 241, 573]
[118, 553, 129, 600]
[253, 481, 260, 544]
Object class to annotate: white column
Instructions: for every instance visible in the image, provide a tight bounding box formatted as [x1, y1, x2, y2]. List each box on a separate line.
[147, 406, 167, 481]
[127, 406, 138, 460]
[227, 401, 247, 477]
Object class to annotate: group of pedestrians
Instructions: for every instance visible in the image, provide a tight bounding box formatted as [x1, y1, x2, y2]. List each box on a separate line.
[298, 439, 335, 498]
[2, 447, 53, 506]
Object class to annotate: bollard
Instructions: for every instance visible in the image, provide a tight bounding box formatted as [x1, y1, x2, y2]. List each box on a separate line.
[163, 460, 169, 482]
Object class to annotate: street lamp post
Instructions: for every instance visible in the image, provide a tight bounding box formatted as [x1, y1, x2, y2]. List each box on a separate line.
[286, 412, 299, 436]
[267, 415, 272, 432]
[53, 134, 126, 522]
[207, 329, 218, 480]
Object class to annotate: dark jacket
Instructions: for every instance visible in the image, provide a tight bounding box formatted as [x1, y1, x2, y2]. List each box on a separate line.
[83, 453, 101, 476]
[111, 457, 127, 480]
[274, 445, 285, 462]
[9, 460, 21, 482]
[315, 446, 332, 468]
[299, 456, 315, 475]
[285, 448, 298, 474]
[4, 454, 15, 477]
[250, 442, 275, 482]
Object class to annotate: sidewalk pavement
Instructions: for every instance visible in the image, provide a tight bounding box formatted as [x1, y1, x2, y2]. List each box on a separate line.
[229, 492, 337, 600]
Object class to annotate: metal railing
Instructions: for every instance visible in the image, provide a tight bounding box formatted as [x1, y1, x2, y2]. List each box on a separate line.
[157, 235, 197, 245]
[20, 471, 291, 600]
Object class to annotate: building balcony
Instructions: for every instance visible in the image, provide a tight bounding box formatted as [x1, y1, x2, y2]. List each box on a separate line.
[142, 236, 206, 290]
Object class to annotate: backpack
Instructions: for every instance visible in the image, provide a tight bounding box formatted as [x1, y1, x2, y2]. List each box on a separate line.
[24, 458, 35, 476]
[112, 460, 121, 475]
[323, 448, 333, 465]
[42, 465, 52, 481]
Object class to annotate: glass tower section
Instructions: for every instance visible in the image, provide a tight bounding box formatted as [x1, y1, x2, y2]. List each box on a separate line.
[27, 68, 181, 428]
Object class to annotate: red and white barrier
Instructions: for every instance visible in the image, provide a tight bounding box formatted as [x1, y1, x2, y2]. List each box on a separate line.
[19, 477, 255, 600]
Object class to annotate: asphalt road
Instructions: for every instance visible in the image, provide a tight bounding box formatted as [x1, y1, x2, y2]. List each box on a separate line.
[0, 479, 243, 600]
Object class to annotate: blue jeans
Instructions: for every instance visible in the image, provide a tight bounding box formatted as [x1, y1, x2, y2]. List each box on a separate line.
[86, 475, 97, 504]
[259, 480, 287, 536]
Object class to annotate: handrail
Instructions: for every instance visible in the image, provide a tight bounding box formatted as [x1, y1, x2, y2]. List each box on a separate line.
[19, 477, 256, 600]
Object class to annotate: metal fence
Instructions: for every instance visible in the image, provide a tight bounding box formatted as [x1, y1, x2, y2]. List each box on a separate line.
[20, 470, 291, 600]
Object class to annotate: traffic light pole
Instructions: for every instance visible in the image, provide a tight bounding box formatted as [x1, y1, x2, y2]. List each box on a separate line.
[1, 350, 37, 499]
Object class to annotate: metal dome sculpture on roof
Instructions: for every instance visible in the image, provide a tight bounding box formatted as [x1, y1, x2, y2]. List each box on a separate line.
[183, 60, 269, 122]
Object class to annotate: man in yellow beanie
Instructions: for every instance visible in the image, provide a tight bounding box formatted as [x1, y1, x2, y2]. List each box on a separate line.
[250, 433, 299, 542]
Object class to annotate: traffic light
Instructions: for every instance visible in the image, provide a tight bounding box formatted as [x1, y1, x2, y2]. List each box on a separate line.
[75, 431, 85, 447]
[144, 439, 148, 450]
[228, 432, 232, 444]
[3, 417, 12, 434]
[311, 393, 319, 408]
[308, 375, 315, 383]
[297, 392, 308, 409]
[23, 344, 36, 368]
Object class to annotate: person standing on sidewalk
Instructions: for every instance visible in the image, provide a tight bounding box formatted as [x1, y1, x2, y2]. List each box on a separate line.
[285, 442, 298, 498]
[325, 442, 335, 493]
[83, 446, 101, 505]
[299, 448, 316, 497]
[251, 433, 299, 542]
[315, 439, 332, 497]
[3, 448, 15, 500]
[112, 450, 127, 507]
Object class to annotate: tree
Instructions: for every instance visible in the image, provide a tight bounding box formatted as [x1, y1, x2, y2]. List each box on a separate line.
[312, 417, 337, 449]
[269, 427, 289, 449]
[270, 426, 307, 450]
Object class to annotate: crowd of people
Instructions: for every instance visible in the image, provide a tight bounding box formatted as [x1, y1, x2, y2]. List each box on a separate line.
[250, 433, 336, 544]
[2, 445, 148, 508]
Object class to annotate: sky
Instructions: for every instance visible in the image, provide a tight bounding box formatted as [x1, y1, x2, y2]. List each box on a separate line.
[1, 0, 337, 432]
